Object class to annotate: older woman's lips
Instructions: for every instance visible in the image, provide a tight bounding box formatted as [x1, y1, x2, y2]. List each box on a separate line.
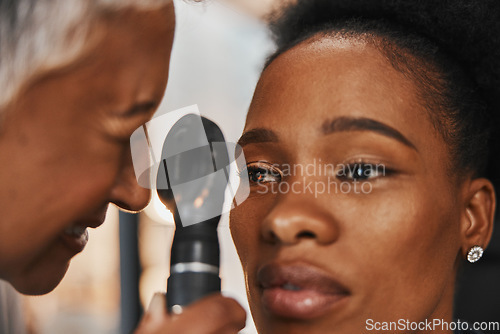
[60, 226, 89, 254]
[258, 264, 350, 319]
[59, 218, 103, 254]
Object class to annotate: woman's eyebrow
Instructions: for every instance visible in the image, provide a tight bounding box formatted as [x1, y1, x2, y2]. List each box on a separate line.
[322, 116, 418, 151]
[237, 128, 279, 148]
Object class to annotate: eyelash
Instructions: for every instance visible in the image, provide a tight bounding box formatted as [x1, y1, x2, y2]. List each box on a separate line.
[335, 162, 390, 182]
[237, 162, 283, 185]
[237, 160, 393, 184]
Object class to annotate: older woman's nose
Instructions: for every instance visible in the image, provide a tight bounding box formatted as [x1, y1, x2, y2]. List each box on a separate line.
[110, 150, 151, 212]
[260, 199, 338, 245]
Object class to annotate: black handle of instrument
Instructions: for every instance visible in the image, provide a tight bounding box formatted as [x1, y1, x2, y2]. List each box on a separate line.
[156, 114, 229, 313]
[166, 214, 221, 311]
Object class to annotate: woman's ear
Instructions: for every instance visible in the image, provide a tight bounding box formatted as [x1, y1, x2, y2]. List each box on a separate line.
[460, 178, 496, 258]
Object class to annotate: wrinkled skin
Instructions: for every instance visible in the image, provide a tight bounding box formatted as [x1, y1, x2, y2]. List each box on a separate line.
[0, 5, 174, 295]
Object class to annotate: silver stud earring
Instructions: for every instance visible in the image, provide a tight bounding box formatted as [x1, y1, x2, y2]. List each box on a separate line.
[467, 245, 484, 263]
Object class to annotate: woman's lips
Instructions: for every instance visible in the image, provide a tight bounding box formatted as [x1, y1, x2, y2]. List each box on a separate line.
[258, 263, 350, 320]
[59, 227, 89, 254]
[58, 214, 105, 255]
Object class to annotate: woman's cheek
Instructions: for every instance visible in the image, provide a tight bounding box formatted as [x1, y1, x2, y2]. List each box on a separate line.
[231, 201, 263, 260]
[230, 206, 251, 260]
[64, 164, 118, 215]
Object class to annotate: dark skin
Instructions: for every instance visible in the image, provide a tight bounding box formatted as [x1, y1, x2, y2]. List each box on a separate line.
[230, 36, 495, 334]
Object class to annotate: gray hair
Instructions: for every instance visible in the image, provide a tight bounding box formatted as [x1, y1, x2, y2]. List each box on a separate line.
[0, 0, 173, 110]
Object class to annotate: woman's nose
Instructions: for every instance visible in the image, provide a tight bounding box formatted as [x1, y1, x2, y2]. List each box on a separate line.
[110, 149, 151, 212]
[261, 198, 338, 245]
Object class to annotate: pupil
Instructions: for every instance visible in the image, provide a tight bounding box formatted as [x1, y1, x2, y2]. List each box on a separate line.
[250, 169, 267, 183]
[355, 167, 362, 178]
[354, 164, 371, 179]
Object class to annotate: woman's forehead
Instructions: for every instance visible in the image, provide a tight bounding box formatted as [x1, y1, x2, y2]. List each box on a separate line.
[249, 38, 418, 126]
[244, 35, 448, 167]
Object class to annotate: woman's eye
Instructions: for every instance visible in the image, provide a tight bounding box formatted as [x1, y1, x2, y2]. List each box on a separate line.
[243, 163, 283, 184]
[337, 163, 383, 181]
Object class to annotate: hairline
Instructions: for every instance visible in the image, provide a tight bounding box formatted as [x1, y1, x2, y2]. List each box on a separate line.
[260, 29, 466, 181]
[0, 0, 173, 114]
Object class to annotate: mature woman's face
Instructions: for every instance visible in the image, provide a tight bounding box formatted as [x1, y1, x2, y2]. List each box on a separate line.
[231, 37, 470, 333]
[0, 5, 174, 294]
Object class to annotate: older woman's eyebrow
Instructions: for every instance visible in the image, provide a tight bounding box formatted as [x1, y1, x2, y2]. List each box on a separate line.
[237, 128, 279, 148]
[322, 116, 417, 151]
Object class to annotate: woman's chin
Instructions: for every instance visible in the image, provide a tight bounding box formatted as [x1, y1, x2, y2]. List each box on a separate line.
[10, 240, 76, 295]
[11, 261, 70, 295]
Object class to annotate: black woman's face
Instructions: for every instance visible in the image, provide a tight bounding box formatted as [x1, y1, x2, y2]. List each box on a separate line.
[230, 37, 467, 334]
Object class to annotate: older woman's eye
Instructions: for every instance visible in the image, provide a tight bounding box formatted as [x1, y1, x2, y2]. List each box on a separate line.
[241, 162, 283, 184]
[336, 163, 384, 181]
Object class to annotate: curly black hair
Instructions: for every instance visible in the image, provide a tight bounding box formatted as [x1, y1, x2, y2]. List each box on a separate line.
[266, 0, 500, 188]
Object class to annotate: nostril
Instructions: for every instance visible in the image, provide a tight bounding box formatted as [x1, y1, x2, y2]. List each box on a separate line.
[269, 231, 279, 243]
[297, 231, 316, 239]
[112, 201, 133, 212]
[264, 230, 280, 244]
[261, 208, 338, 245]
[111, 190, 150, 213]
